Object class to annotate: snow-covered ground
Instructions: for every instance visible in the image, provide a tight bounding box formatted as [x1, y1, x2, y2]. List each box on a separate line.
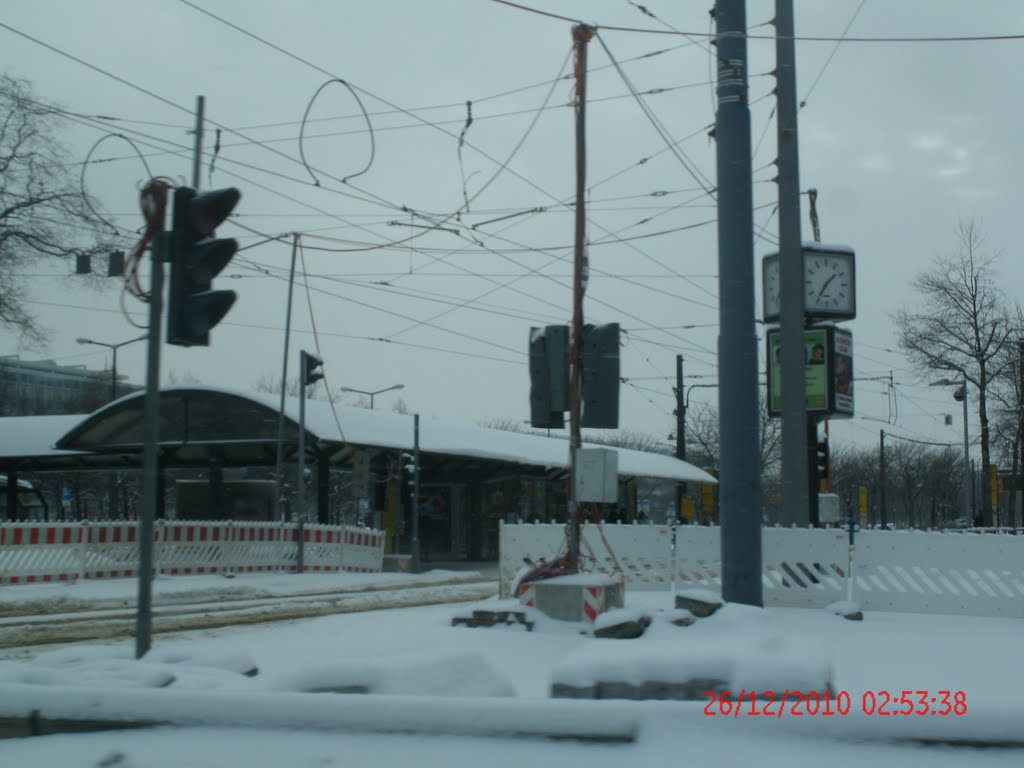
[1, 571, 1022, 767]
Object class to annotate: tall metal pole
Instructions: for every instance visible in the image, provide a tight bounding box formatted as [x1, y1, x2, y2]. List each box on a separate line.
[567, 23, 594, 568]
[961, 378, 970, 524]
[775, 0, 810, 527]
[136, 231, 166, 658]
[879, 430, 888, 529]
[192, 96, 205, 190]
[411, 413, 421, 573]
[297, 359, 306, 573]
[714, 0, 762, 606]
[111, 347, 118, 401]
[675, 354, 686, 515]
[274, 234, 299, 521]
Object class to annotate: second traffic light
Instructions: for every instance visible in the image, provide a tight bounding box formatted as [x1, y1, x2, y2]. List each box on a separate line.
[168, 186, 240, 347]
[300, 350, 324, 387]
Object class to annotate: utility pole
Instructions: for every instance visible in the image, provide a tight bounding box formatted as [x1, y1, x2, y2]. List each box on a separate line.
[136, 209, 168, 659]
[775, 0, 811, 527]
[714, 0, 762, 606]
[879, 430, 888, 529]
[274, 234, 299, 521]
[192, 96, 205, 190]
[1017, 341, 1024, 527]
[296, 356, 308, 573]
[411, 413, 421, 573]
[674, 354, 686, 517]
[567, 23, 595, 568]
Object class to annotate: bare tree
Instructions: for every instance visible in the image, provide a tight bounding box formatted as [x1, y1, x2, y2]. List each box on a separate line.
[895, 221, 1014, 525]
[686, 393, 781, 474]
[1, 74, 117, 343]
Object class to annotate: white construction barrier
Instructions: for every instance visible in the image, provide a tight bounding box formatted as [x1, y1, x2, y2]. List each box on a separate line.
[500, 522, 1024, 618]
[0, 521, 385, 584]
[675, 526, 1024, 617]
[498, 521, 673, 596]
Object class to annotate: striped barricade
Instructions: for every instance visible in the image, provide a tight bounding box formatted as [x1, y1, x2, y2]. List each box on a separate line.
[0, 524, 85, 584]
[340, 526, 386, 573]
[80, 522, 139, 580]
[155, 521, 233, 576]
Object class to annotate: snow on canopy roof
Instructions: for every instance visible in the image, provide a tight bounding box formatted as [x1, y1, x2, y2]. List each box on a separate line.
[0, 387, 715, 484]
[0, 414, 87, 459]
[221, 386, 715, 485]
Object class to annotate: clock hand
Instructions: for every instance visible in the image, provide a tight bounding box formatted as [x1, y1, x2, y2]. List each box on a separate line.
[816, 274, 836, 300]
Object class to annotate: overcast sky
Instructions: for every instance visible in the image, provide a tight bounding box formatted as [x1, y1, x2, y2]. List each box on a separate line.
[3, 0, 1023, 460]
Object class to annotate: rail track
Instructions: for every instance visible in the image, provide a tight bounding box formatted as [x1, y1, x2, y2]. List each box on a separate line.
[0, 577, 496, 653]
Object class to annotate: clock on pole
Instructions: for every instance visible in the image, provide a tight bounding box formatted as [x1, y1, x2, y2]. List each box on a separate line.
[762, 244, 856, 323]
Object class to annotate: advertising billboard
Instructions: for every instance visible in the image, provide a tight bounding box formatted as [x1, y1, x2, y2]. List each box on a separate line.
[767, 326, 853, 418]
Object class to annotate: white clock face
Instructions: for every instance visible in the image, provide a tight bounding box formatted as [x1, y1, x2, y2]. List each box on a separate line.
[804, 252, 854, 314]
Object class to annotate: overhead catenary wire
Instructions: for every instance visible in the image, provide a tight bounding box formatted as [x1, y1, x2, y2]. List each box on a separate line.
[488, 0, 1024, 42]
[6, 10, 729, 403]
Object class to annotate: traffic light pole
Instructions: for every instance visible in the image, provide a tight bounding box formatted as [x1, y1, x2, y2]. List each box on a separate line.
[274, 234, 300, 521]
[411, 413, 421, 573]
[136, 231, 167, 659]
[297, 370, 307, 573]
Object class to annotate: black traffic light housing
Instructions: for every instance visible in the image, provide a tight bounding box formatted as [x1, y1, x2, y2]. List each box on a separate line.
[953, 385, 965, 402]
[300, 350, 324, 387]
[528, 325, 567, 428]
[581, 322, 621, 429]
[815, 437, 830, 480]
[168, 186, 240, 347]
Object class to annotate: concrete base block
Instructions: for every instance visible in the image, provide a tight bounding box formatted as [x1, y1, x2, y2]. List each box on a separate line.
[382, 555, 411, 573]
[526, 576, 624, 623]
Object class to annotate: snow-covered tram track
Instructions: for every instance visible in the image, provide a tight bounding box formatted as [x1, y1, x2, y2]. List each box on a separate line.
[0, 580, 495, 650]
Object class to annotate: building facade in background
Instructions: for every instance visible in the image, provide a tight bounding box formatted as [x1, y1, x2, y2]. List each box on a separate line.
[0, 356, 136, 416]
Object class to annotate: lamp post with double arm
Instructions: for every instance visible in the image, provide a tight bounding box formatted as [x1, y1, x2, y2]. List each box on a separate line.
[76, 334, 147, 520]
[76, 334, 148, 402]
[338, 384, 404, 410]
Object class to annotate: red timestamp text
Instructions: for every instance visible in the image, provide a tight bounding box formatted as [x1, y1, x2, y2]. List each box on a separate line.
[703, 689, 968, 718]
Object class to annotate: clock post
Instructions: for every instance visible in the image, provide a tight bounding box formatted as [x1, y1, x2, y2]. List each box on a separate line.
[763, 244, 857, 526]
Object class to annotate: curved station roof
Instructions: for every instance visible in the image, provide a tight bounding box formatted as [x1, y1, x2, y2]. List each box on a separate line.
[1, 386, 715, 485]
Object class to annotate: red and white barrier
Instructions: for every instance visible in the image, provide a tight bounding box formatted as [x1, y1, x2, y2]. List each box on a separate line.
[0, 521, 385, 584]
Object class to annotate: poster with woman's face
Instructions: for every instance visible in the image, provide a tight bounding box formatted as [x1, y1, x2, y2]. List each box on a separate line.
[833, 329, 854, 415]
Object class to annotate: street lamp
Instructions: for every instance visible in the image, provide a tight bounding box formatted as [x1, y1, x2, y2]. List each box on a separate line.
[76, 334, 147, 401]
[76, 333, 147, 521]
[338, 384, 404, 410]
[931, 376, 971, 525]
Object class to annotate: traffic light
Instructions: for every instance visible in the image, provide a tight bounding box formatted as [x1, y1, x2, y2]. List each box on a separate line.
[528, 325, 567, 428]
[581, 323, 620, 429]
[300, 350, 324, 387]
[815, 438, 830, 481]
[167, 186, 240, 347]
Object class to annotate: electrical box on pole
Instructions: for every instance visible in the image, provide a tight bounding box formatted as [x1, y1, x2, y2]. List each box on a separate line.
[574, 447, 618, 503]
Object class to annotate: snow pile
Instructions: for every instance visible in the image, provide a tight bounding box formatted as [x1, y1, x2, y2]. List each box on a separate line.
[593, 607, 649, 632]
[271, 650, 516, 698]
[0, 645, 263, 691]
[552, 601, 832, 695]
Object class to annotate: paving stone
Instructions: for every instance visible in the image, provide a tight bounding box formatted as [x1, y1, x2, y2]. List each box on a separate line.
[675, 592, 723, 618]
